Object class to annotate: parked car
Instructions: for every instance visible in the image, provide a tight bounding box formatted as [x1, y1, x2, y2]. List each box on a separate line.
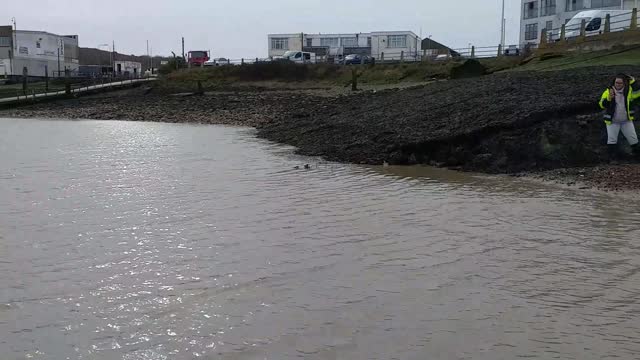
[565, 10, 633, 39]
[434, 54, 452, 61]
[504, 45, 520, 56]
[204, 58, 229, 66]
[344, 54, 374, 65]
[282, 51, 317, 64]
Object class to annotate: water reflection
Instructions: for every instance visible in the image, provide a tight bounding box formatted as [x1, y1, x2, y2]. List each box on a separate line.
[1, 118, 640, 360]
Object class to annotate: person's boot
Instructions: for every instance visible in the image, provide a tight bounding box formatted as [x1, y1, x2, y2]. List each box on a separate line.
[608, 144, 619, 164]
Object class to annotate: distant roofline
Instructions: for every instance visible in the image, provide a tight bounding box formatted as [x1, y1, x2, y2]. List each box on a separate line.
[13, 29, 79, 38]
[269, 30, 419, 38]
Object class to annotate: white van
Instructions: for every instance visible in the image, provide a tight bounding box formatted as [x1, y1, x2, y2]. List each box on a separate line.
[565, 10, 634, 38]
[282, 51, 317, 64]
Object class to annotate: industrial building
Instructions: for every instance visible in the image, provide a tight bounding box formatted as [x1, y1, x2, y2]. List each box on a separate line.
[520, 0, 639, 45]
[0, 26, 79, 78]
[267, 31, 421, 61]
[114, 61, 142, 77]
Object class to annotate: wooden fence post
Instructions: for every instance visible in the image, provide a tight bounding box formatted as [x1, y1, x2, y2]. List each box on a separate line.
[400, 51, 404, 63]
[631, 8, 638, 30]
[580, 19, 587, 38]
[540, 29, 548, 48]
[65, 68, 71, 95]
[561, 24, 566, 41]
[604, 14, 611, 33]
[45, 65, 49, 92]
[22, 67, 28, 95]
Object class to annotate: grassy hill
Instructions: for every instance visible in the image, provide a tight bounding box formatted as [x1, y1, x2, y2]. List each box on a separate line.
[512, 47, 640, 72]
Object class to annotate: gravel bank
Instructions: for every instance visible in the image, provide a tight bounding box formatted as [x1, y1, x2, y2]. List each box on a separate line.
[3, 66, 640, 190]
[0, 87, 329, 127]
[256, 66, 640, 173]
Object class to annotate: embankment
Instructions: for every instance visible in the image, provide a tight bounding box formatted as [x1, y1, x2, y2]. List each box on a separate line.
[3, 63, 640, 187]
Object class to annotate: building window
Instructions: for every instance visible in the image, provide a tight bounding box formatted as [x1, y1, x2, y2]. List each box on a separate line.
[306, 38, 312, 47]
[320, 37, 339, 47]
[387, 35, 407, 48]
[525, 23, 539, 40]
[541, 0, 556, 16]
[271, 38, 289, 50]
[590, 0, 621, 7]
[545, 20, 554, 30]
[523, 1, 539, 19]
[341, 37, 357, 47]
[367, 37, 372, 47]
[0, 36, 10, 47]
[36, 40, 41, 48]
[566, 0, 587, 11]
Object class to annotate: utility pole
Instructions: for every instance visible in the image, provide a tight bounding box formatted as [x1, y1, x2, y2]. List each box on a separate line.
[112, 41, 115, 78]
[182, 37, 185, 61]
[146, 40, 150, 71]
[10, 17, 16, 76]
[57, 47, 61, 77]
[500, 0, 506, 49]
[11, 17, 17, 51]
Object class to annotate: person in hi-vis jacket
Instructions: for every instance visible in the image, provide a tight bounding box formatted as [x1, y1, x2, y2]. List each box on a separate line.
[599, 74, 640, 161]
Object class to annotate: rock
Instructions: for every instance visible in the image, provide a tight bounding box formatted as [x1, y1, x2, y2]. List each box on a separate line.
[450, 59, 487, 79]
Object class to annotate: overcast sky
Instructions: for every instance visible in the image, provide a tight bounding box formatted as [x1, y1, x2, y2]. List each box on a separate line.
[7, 0, 521, 58]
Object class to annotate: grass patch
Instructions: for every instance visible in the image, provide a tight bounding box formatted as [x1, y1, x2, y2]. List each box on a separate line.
[512, 47, 640, 72]
[157, 57, 523, 92]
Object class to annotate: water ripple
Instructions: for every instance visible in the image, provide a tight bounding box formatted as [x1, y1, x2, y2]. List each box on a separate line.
[2, 118, 640, 360]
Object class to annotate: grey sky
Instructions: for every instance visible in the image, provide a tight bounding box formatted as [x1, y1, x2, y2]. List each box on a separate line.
[7, 0, 521, 59]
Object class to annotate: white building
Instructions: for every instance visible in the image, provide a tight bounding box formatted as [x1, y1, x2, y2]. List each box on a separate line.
[0, 27, 79, 78]
[268, 31, 421, 61]
[114, 61, 142, 77]
[520, 0, 639, 45]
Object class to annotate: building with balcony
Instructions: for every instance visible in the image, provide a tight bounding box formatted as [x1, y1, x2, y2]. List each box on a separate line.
[520, 0, 638, 45]
[267, 31, 421, 62]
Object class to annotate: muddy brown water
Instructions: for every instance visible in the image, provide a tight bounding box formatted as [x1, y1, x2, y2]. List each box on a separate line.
[2, 118, 640, 360]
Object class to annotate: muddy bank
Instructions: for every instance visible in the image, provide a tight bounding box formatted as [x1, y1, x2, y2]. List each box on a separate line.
[0, 87, 330, 127]
[526, 164, 640, 192]
[3, 66, 640, 189]
[256, 66, 640, 173]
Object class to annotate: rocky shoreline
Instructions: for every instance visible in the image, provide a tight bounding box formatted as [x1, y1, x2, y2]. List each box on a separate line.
[2, 66, 640, 190]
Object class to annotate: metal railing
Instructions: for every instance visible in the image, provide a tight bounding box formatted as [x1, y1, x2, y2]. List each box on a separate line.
[194, 45, 528, 67]
[544, 9, 637, 43]
[0, 77, 156, 102]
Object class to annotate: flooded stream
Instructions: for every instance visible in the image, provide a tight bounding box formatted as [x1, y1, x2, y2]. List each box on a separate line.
[2, 118, 640, 360]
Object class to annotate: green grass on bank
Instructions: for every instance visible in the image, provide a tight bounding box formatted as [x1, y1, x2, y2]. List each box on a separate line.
[156, 57, 523, 92]
[512, 47, 640, 72]
[158, 47, 640, 93]
[0, 81, 66, 98]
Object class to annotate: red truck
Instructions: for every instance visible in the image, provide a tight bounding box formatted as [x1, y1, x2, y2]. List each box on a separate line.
[187, 50, 210, 67]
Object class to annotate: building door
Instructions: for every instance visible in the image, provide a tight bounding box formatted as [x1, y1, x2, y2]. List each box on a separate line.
[0, 64, 5, 78]
[117, 63, 122, 74]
